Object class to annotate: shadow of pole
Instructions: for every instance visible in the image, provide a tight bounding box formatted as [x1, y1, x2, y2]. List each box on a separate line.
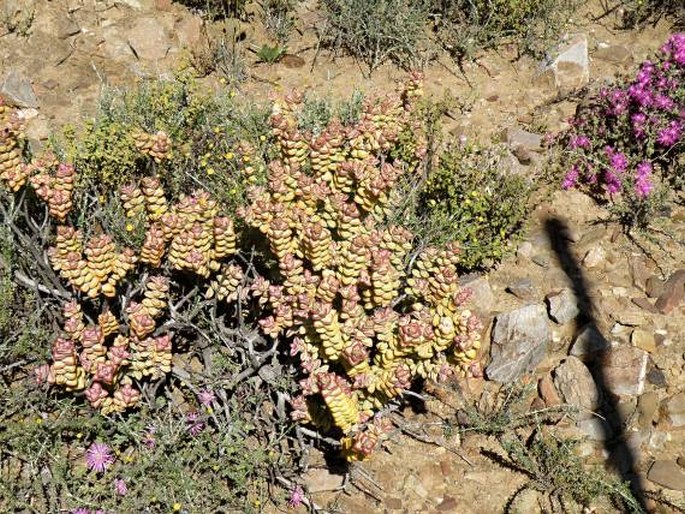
[544, 216, 648, 512]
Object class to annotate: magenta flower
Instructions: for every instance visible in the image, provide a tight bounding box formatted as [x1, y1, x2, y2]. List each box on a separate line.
[634, 161, 654, 198]
[197, 388, 216, 407]
[186, 411, 205, 437]
[657, 120, 682, 147]
[562, 165, 579, 190]
[287, 485, 305, 508]
[86, 442, 115, 473]
[114, 478, 128, 496]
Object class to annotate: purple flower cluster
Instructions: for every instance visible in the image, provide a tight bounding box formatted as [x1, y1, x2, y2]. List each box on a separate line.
[85, 442, 115, 474]
[560, 33, 685, 212]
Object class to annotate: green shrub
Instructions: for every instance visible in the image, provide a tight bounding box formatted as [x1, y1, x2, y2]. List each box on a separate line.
[613, 0, 685, 28]
[319, 0, 431, 72]
[52, 77, 270, 213]
[430, 0, 580, 60]
[259, 0, 298, 44]
[411, 141, 533, 271]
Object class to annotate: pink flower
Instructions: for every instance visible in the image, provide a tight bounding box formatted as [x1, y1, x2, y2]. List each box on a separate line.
[71, 509, 91, 514]
[85, 442, 115, 473]
[142, 424, 156, 449]
[114, 478, 128, 496]
[197, 388, 216, 407]
[287, 485, 305, 508]
[186, 412, 204, 437]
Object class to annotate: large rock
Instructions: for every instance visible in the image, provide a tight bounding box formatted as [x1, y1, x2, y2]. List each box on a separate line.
[462, 276, 495, 316]
[603, 345, 649, 396]
[303, 468, 344, 492]
[553, 356, 598, 418]
[486, 304, 551, 383]
[648, 461, 685, 491]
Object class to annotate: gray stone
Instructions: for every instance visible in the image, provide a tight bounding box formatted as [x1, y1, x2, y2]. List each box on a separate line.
[127, 17, 170, 60]
[570, 325, 609, 358]
[546, 288, 579, 324]
[543, 34, 590, 90]
[506, 278, 537, 301]
[1, 69, 38, 108]
[503, 127, 543, 153]
[648, 461, 685, 491]
[554, 356, 598, 418]
[604, 345, 649, 397]
[486, 304, 551, 383]
[660, 393, 685, 427]
[303, 467, 344, 492]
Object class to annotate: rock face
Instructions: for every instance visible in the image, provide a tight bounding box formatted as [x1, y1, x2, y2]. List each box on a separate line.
[126, 17, 170, 60]
[603, 345, 649, 396]
[486, 304, 551, 383]
[553, 356, 598, 418]
[546, 288, 579, 324]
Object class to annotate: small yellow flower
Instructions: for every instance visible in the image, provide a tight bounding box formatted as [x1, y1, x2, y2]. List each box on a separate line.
[242, 155, 251, 163]
[172, 503, 182, 511]
[224, 152, 234, 160]
[35, 418, 42, 425]
[76, 432, 82, 439]
[219, 77, 227, 85]
[207, 167, 215, 176]
[126, 224, 134, 232]
[205, 407, 214, 414]
[229, 90, 236, 98]
[259, 135, 266, 142]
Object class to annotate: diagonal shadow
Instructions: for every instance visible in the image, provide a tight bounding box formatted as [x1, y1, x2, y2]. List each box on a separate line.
[544, 217, 648, 512]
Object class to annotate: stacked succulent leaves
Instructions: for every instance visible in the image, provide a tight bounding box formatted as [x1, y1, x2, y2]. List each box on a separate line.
[2, 75, 483, 459]
[242, 73, 483, 460]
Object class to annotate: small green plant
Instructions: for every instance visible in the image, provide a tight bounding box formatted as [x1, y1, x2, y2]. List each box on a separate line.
[430, 0, 579, 60]
[319, 0, 430, 73]
[0, 1, 34, 37]
[188, 23, 248, 85]
[259, 0, 298, 44]
[255, 43, 287, 64]
[610, 0, 685, 28]
[484, 429, 644, 513]
[410, 140, 533, 271]
[173, 0, 249, 20]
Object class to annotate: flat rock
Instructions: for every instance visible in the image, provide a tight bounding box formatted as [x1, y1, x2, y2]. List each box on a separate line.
[654, 270, 685, 314]
[660, 393, 685, 427]
[486, 304, 551, 384]
[570, 325, 609, 358]
[502, 127, 543, 152]
[578, 417, 611, 441]
[553, 356, 598, 418]
[604, 345, 649, 397]
[303, 467, 344, 492]
[631, 297, 659, 313]
[1, 69, 38, 108]
[546, 288, 579, 324]
[648, 461, 685, 491]
[506, 278, 537, 301]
